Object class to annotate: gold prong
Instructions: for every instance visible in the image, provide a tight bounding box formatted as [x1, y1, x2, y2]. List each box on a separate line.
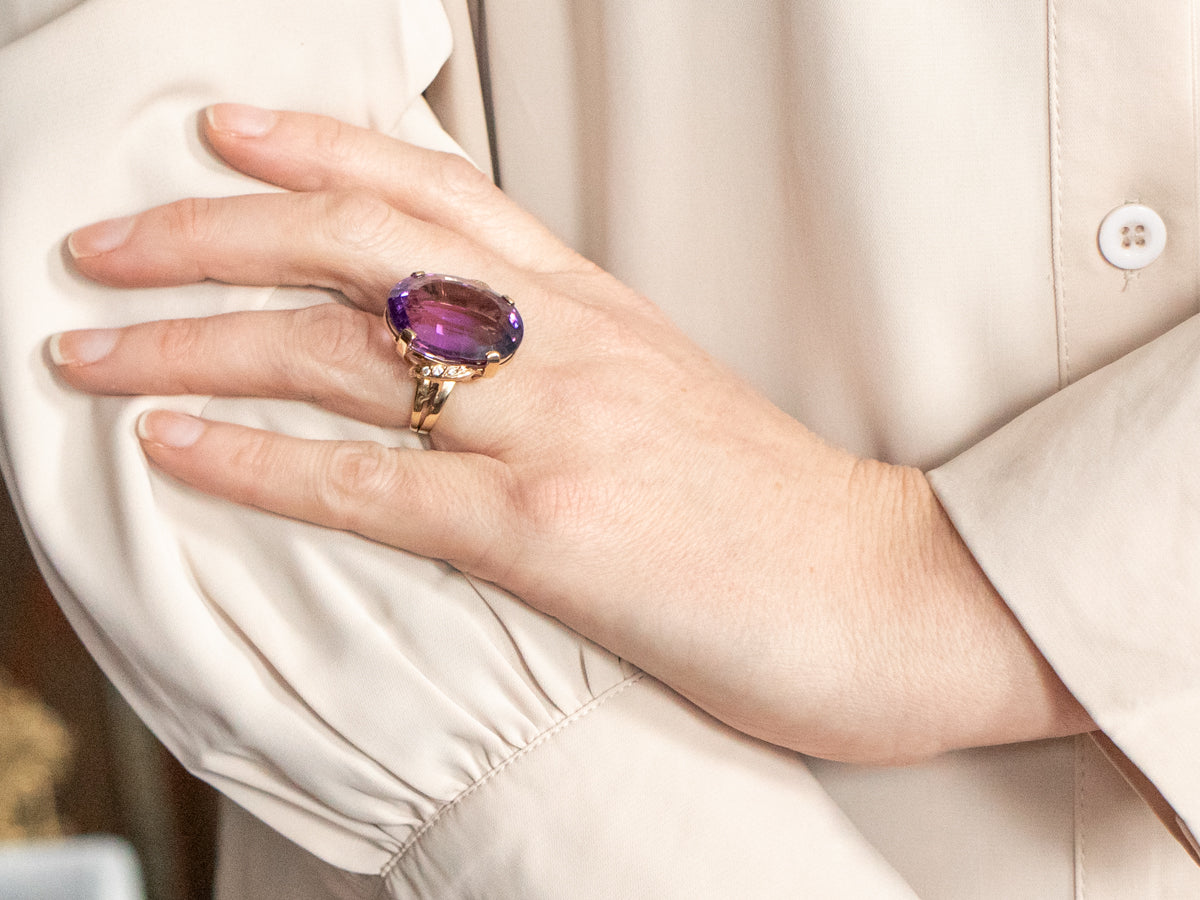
[482, 350, 503, 378]
[395, 328, 415, 356]
[411, 270, 426, 278]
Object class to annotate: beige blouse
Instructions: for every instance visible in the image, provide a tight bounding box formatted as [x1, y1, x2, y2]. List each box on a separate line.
[471, 3, 1200, 896]
[2, 0, 1199, 896]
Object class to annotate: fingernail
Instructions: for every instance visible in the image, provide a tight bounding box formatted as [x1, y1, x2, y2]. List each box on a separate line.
[48, 329, 119, 366]
[206, 103, 277, 138]
[137, 410, 205, 448]
[68, 215, 134, 258]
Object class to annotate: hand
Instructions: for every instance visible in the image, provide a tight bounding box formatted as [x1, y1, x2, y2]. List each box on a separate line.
[53, 104, 1094, 764]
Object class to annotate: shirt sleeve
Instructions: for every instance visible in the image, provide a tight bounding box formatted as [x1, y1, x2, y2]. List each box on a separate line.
[929, 311, 1200, 861]
[0, 1, 920, 896]
[0, 0, 623, 873]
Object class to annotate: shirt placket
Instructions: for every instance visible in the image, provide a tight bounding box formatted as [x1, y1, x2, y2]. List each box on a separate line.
[1049, 2, 1200, 894]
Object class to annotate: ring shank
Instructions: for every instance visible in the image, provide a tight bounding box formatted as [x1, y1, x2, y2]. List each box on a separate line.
[411, 377, 455, 434]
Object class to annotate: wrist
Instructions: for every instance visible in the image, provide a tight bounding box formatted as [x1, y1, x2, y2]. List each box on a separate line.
[847, 460, 1096, 761]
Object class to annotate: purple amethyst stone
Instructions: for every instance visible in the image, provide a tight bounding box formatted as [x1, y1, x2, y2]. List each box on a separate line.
[386, 273, 523, 366]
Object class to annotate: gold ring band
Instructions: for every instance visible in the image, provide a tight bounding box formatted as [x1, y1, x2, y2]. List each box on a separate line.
[410, 377, 455, 435]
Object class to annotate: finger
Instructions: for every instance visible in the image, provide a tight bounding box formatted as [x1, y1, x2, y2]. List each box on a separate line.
[68, 190, 522, 313]
[202, 104, 591, 276]
[137, 410, 515, 577]
[51, 305, 412, 428]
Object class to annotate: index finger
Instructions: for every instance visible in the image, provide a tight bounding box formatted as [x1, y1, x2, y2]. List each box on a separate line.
[203, 104, 594, 277]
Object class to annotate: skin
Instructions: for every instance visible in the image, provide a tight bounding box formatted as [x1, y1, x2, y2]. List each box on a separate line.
[53, 103, 1095, 765]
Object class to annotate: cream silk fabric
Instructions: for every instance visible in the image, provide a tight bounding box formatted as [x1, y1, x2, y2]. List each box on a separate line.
[0, 1, 909, 898]
[4, 0, 1200, 897]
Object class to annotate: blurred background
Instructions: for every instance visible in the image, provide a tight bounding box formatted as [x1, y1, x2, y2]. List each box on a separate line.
[0, 482, 217, 899]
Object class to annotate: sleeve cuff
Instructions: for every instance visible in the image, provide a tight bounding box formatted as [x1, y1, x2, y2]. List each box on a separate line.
[928, 312, 1200, 852]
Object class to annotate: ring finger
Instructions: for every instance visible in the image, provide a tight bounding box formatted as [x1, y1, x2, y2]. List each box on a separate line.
[52, 304, 412, 427]
[51, 296, 546, 452]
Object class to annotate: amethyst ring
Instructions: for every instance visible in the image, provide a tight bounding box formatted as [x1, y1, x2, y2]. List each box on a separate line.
[385, 272, 524, 434]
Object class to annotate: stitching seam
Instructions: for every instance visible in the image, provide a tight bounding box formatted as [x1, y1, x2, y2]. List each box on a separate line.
[1048, 0, 1071, 388]
[1074, 733, 1087, 900]
[379, 671, 646, 879]
[1192, 0, 1200, 314]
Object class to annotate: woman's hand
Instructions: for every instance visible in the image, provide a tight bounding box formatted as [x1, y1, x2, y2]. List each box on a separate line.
[52, 104, 1093, 763]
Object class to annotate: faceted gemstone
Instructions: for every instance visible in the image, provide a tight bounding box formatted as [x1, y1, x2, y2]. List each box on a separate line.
[386, 273, 523, 366]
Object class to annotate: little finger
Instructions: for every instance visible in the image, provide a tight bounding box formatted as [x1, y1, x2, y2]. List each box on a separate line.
[137, 411, 516, 575]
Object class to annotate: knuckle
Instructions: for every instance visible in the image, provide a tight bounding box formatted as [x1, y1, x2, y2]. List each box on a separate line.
[553, 299, 625, 352]
[162, 196, 219, 245]
[322, 189, 396, 256]
[565, 302, 676, 381]
[152, 317, 207, 369]
[225, 432, 280, 498]
[312, 116, 358, 171]
[509, 470, 595, 538]
[432, 152, 494, 209]
[321, 443, 399, 529]
[291, 303, 373, 371]
[579, 306, 625, 351]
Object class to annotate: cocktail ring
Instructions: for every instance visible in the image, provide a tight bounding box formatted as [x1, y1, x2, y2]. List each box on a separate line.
[385, 272, 524, 434]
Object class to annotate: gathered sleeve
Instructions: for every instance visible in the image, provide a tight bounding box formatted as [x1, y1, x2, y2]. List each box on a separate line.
[0, 1, 920, 896]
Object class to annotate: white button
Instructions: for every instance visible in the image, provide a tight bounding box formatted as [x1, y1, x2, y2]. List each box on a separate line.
[1098, 203, 1166, 270]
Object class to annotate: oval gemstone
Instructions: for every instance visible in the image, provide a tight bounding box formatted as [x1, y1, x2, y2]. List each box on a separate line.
[386, 273, 523, 366]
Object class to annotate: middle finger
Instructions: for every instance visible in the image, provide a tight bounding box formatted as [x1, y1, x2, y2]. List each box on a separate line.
[67, 190, 535, 315]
